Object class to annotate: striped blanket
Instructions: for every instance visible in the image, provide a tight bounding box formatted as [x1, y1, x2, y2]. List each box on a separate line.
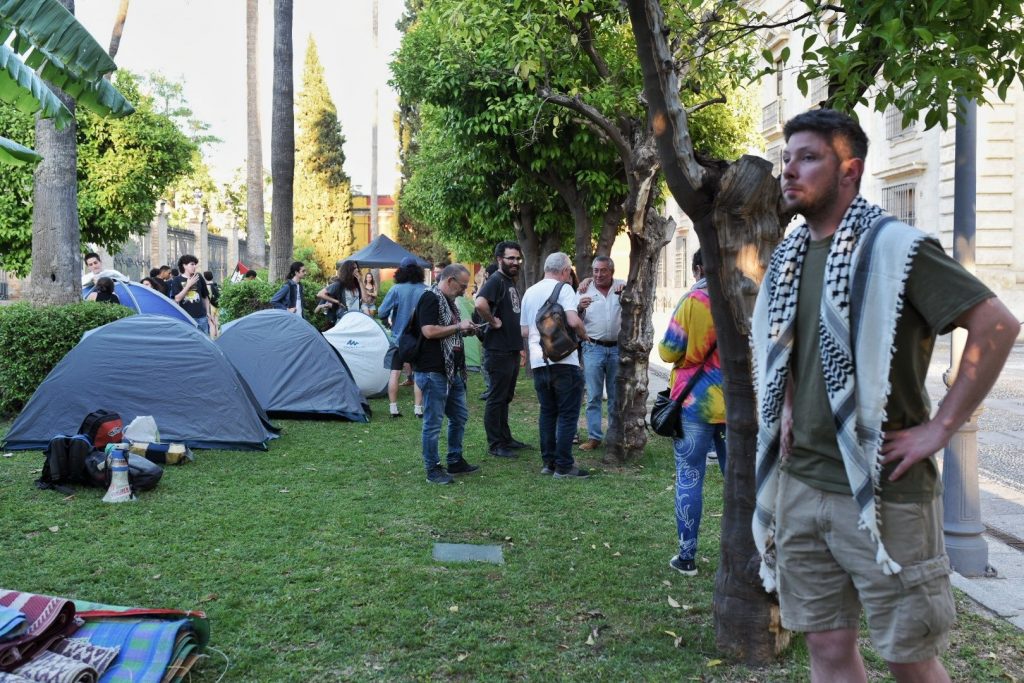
[0, 592, 79, 673]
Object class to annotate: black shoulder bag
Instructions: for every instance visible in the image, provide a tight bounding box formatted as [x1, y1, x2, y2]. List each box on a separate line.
[649, 341, 717, 438]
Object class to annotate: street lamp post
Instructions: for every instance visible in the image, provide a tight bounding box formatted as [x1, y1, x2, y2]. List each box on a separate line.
[942, 96, 994, 577]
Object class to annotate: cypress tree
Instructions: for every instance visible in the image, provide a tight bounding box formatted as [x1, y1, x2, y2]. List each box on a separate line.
[294, 37, 354, 274]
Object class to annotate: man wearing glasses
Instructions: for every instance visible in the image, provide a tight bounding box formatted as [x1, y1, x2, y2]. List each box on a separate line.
[475, 241, 530, 458]
[413, 264, 481, 484]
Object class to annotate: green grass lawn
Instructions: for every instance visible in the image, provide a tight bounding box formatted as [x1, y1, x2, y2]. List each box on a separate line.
[2, 373, 1023, 681]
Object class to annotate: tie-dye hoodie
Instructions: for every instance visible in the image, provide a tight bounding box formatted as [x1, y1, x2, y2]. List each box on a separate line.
[657, 279, 725, 424]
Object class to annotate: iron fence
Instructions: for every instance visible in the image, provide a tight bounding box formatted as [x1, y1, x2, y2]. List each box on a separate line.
[208, 235, 228, 281]
[111, 233, 151, 281]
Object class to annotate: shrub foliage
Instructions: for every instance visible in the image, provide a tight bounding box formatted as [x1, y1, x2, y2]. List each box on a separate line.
[0, 302, 135, 416]
[219, 278, 328, 330]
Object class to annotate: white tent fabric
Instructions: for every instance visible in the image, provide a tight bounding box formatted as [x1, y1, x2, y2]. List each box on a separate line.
[323, 311, 392, 397]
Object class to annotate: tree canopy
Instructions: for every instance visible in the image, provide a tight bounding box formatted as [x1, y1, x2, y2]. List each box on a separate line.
[0, 70, 195, 274]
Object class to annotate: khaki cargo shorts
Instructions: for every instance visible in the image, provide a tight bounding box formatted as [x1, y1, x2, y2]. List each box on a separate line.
[775, 472, 956, 663]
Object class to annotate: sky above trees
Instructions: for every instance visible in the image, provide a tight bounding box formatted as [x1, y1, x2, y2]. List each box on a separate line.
[75, 0, 404, 193]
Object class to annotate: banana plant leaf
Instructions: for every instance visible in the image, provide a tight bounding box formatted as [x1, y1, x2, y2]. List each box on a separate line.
[0, 135, 43, 166]
[0, 0, 116, 82]
[0, 42, 72, 126]
[0, 0, 133, 119]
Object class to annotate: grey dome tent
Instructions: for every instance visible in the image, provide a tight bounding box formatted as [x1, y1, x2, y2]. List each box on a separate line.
[323, 311, 392, 398]
[344, 234, 430, 268]
[216, 309, 370, 421]
[2, 315, 279, 451]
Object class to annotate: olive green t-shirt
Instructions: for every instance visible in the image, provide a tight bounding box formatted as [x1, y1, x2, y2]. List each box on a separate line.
[784, 236, 994, 502]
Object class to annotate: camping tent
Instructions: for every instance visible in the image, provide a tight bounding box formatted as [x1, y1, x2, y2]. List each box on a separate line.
[2, 315, 279, 451]
[82, 281, 197, 327]
[217, 309, 370, 421]
[323, 311, 392, 397]
[344, 234, 430, 268]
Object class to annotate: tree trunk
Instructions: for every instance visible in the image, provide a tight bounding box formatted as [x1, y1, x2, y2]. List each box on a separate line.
[107, 0, 130, 61]
[246, 0, 267, 268]
[703, 157, 790, 663]
[29, 0, 79, 306]
[512, 203, 557, 289]
[270, 0, 294, 281]
[626, 0, 790, 663]
[604, 138, 669, 463]
[595, 200, 622, 258]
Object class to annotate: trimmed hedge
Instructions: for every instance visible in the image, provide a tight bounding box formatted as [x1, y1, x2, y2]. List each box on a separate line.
[0, 302, 135, 416]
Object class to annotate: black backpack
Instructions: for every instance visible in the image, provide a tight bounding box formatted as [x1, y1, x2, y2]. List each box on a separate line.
[536, 282, 578, 363]
[208, 281, 221, 307]
[36, 435, 105, 494]
[396, 304, 422, 365]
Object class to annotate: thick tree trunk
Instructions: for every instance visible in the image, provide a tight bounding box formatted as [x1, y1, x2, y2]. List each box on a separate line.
[627, 0, 790, 664]
[605, 139, 669, 463]
[29, 0, 78, 306]
[246, 0, 267, 268]
[702, 157, 789, 663]
[270, 0, 294, 281]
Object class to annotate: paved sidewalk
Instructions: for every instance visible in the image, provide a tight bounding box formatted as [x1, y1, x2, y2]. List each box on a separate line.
[645, 313, 1024, 631]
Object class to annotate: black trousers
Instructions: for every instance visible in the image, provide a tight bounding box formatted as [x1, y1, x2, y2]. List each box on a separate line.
[483, 350, 520, 449]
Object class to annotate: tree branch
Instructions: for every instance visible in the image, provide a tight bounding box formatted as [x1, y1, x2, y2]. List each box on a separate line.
[687, 96, 726, 115]
[537, 87, 632, 167]
[576, 13, 612, 80]
[625, 0, 712, 213]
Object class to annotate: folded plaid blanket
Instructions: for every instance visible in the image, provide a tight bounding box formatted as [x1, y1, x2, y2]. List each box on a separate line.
[0, 592, 79, 673]
[72, 619, 192, 683]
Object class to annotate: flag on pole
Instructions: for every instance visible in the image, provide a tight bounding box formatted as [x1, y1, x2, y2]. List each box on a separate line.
[230, 260, 251, 283]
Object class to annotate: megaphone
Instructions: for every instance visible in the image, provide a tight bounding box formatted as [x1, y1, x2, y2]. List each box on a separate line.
[102, 444, 136, 503]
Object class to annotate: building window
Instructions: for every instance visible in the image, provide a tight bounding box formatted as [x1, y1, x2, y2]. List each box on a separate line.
[766, 144, 783, 176]
[885, 104, 915, 140]
[809, 75, 829, 104]
[674, 236, 686, 289]
[762, 100, 782, 131]
[881, 183, 916, 226]
[775, 60, 784, 97]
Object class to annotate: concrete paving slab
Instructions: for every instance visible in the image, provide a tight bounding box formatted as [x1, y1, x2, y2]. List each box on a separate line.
[433, 542, 504, 564]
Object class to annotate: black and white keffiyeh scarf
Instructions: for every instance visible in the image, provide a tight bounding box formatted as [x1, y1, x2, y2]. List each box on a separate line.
[751, 195, 934, 592]
[429, 284, 465, 384]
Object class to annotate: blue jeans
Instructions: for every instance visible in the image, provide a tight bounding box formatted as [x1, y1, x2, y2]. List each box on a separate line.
[674, 418, 727, 560]
[582, 342, 618, 441]
[532, 364, 584, 471]
[415, 373, 468, 471]
[194, 316, 210, 336]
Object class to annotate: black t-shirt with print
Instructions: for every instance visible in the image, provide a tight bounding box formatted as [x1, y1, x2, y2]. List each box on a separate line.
[477, 271, 522, 351]
[414, 290, 465, 374]
[171, 275, 209, 320]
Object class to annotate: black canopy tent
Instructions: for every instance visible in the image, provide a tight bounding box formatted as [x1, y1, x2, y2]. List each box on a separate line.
[344, 234, 431, 268]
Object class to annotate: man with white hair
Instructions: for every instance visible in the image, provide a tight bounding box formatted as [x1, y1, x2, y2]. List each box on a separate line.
[520, 252, 591, 478]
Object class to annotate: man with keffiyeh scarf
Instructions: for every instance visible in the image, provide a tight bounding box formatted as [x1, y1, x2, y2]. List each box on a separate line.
[412, 264, 482, 485]
[751, 109, 1018, 682]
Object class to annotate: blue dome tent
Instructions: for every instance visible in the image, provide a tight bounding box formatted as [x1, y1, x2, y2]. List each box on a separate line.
[216, 309, 370, 421]
[83, 280, 197, 327]
[3, 316, 279, 451]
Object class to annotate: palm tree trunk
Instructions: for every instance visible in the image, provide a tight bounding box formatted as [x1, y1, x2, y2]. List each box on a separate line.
[29, 0, 79, 306]
[270, 0, 294, 281]
[246, 0, 267, 268]
[107, 0, 130, 60]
